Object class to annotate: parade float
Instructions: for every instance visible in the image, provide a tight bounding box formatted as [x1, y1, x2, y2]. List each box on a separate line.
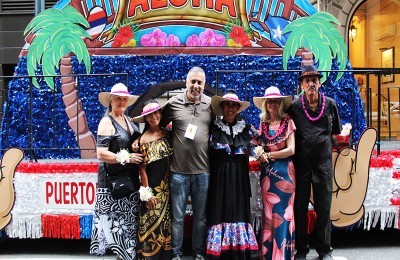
[1, 0, 399, 241]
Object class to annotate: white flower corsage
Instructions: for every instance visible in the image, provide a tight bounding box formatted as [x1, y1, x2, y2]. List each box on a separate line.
[139, 186, 154, 202]
[253, 145, 265, 160]
[115, 149, 130, 165]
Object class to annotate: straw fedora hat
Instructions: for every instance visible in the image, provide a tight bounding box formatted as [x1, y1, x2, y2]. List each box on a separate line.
[211, 89, 250, 116]
[132, 100, 168, 123]
[98, 83, 138, 107]
[253, 86, 292, 111]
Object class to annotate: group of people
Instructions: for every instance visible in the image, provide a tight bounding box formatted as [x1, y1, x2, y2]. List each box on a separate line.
[89, 64, 342, 260]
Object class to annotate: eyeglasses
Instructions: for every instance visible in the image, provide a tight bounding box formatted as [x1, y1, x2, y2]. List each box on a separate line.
[266, 99, 280, 104]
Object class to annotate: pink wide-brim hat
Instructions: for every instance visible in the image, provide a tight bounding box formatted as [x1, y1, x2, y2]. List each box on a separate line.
[253, 86, 292, 111]
[132, 101, 168, 123]
[98, 83, 138, 107]
[211, 92, 250, 116]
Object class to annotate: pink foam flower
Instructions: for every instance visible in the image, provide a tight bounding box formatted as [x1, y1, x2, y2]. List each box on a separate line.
[140, 28, 167, 46]
[199, 28, 226, 46]
[213, 33, 226, 46]
[166, 34, 181, 46]
[140, 33, 155, 46]
[186, 34, 201, 46]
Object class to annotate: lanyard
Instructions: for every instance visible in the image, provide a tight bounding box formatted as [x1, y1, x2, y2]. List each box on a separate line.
[189, 103, 198, 126]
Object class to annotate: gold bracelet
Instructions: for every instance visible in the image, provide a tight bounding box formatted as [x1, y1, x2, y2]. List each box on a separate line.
[267, 152, 271, 160]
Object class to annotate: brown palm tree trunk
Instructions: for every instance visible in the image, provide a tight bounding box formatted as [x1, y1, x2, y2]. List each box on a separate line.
[301, 48, 314, 68]
[60, 54, 97, 159]
[297, 48, 315, 96]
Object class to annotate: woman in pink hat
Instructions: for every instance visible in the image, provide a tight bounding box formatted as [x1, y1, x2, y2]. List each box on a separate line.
[132, 99, 173, 260]
[253, 86, 296, 260]
[90, 83, 144, 260]
[206, 89, 259, 259]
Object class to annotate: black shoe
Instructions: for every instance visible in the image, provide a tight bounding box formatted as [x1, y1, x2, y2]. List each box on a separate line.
[295, 252, 307, 260]
[319, 254, 333, 260]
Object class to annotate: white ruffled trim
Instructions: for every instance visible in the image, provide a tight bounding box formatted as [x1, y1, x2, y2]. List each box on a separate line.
[363, 206, 399, 230]
[214, 118, 246, 137]
[5, 214, 42, 238]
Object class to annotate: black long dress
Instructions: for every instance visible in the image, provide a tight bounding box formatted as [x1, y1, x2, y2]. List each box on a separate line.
[90, 115, 141, 260]
[206, 118, 259, 259]
[137, 135, 173, 259]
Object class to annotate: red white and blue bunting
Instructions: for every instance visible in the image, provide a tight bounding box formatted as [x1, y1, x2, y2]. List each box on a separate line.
[4, 152, 400, 239]
[6, 162, 98, 239]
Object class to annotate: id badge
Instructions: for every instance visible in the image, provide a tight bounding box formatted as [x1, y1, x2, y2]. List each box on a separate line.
[184, 123, 198, 140]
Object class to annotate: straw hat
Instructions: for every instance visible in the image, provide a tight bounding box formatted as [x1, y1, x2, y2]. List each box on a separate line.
[253, 86, 292, 111]
[297, 64, 323, 81]
[132, 100, 167, 123]
[211, 90, 250, 116]
[98, 83, 138, 107]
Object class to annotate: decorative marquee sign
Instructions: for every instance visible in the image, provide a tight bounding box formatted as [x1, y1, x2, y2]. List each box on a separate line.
[21, 0, 316, 54]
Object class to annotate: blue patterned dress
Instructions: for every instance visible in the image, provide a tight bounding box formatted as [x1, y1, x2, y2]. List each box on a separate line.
[206, 118, 259, 259]
[257, 116, 296, 260]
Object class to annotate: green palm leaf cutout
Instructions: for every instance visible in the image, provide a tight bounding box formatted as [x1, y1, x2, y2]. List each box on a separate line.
[221, 19, 252, 37]
[111, 19, 140, 35]
[282, 12, 347, 83]
[24, 6, 91, 90]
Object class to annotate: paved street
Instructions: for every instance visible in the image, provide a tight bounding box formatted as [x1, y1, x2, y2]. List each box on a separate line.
[1, 141, 398, 259]
[1, 227, 399, 259]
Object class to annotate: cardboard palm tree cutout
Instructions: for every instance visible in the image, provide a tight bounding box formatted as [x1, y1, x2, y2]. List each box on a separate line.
[281, 13, 377, 227]
[281, 12, 347, 83]
[24, 6, 96, 158]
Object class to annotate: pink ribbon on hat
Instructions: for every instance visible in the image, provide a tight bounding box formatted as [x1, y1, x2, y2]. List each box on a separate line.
[264, 92, 283, 97]
[223, 93, 240, 101]
[141, 104, 161, 115]
[111, 90, 130, 95]
[225, 96, 240, 101]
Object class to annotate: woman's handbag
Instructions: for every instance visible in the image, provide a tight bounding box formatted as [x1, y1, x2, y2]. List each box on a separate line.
[104, 162, 136, 200]
[108, 171, 136, 200]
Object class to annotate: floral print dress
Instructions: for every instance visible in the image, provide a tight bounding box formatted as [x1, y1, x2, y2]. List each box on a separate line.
[258, 116, 296, 260]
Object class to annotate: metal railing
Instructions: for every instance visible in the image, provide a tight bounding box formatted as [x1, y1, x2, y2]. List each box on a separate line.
[387, 86, 400, 141]
[215, 68, 400, 155]
[0, 73, 128, 161]
[1, 68, 399, 158]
